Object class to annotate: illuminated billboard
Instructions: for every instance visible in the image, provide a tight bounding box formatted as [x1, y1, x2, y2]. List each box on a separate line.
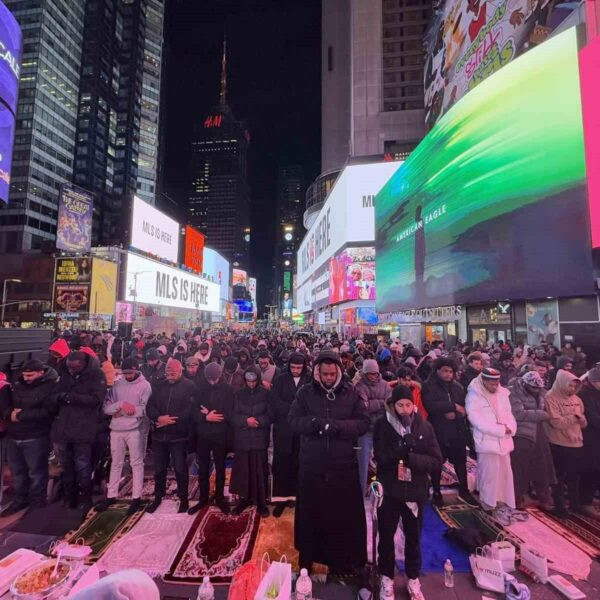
[329, 246, 375, 304]
[56, 184, 94, 253]
[203, 247, 230, 300]
[130, 196, 179, 263]
[377, 28, 593, 313]
[424, 0, 579, 128]
[89, 258, 118, 315]
[0, 1, 21, 204]
[184, 225, 205, 273]
[125, 252, 220, 313]
[232, 268, 248, 288]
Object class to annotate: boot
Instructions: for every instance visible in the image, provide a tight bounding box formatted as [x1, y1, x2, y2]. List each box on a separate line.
[126, 498, 142, 516]
[146, 497, 163, 514]
[178, 498, 189, 513]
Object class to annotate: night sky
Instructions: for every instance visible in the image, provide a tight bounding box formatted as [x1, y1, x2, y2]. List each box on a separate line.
[163, 0, 321, 312]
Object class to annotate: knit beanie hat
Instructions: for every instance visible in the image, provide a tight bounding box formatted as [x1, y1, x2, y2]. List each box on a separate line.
[22, 359, 45, 372]
[363, 359, 380, 374]
[205, 362, 223, 381]
[224, 356, 238, 373]
[389, 384, 414, 404]
[121, 357, 140, 372]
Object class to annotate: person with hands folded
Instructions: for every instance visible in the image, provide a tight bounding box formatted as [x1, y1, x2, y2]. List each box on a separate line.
[96, 357, 151, 516]
[188, 362, 234, 515]
[466, 368, 518, 525]
[374, 385, 442, 600]
[145, 357, 195, 514]
[230, 366, 272, 518]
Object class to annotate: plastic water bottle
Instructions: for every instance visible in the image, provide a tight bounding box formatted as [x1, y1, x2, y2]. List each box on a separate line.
[296, 568, 312, 600]
[197, 575, 215, 600]
[444, 559, 454, 588]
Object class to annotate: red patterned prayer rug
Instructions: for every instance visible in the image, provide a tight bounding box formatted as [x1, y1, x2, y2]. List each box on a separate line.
[163, 506, 260, 584]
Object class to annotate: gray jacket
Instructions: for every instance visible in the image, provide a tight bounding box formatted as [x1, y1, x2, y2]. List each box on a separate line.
[508, 378, 549, 442]
[354, 373, 392, 430]
[104, 373, 151, 432]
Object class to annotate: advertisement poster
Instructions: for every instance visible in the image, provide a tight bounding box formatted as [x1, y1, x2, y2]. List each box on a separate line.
[89, 258, 118, 315]
[357, 307, 378, 326]
[376, 29, 593, 313]
[329, 247, 376, 304]
[0, 103, 15, 203]
[526, 300, 559, 346]
[115, 301, 133, 323]
[184, 225, 205, 274]
[130, 196, 179, 263]
[424, 0, 579, 127]
[55, 257, 92, 284]
[56, 184, 94, 253]
[203, 248, 230, 300]
[248, 277, 257, 318]
[232, 268, 248, 288]
[54, 284, 90, 313]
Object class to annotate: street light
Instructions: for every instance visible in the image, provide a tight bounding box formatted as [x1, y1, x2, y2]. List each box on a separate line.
[1, 279, 22, 326]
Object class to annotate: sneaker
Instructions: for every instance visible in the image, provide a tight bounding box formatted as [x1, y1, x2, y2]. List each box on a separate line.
[458, 490, 479, 508]
[146, 497, 162, 514]
[380, 575, 394, 600]
[407, 577, 425, 600]
[126, 498, 142, 516]
[258, 505, 270, 518]
[187, 499, 208, 515]
[493, 507, 512, 527]
[432, 492, 444, 508]
[272, 502, 287, 518]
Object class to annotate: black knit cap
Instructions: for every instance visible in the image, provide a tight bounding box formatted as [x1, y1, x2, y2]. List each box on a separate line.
[22, 359, 45, 372]
[389, 384, 414, 404]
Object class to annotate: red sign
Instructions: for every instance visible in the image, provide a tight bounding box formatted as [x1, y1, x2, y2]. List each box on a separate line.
[204, 115, 222, 128]
[184, 225, 205, 273]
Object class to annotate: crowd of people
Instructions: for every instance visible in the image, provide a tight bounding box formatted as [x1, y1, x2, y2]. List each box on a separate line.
[0, 328, 598, 600]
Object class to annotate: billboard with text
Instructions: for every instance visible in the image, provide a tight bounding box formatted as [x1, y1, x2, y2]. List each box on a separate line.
[56, 184, 93, 252]
[184, 225, 205, 273]
[130, 196, 179, 263]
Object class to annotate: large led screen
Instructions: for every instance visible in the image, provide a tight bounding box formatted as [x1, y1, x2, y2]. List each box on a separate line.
[329, 247, 375, 304]
[130, 196, 179, 263]
[56, 184, 94, 252]
[376, 27, 594, 314]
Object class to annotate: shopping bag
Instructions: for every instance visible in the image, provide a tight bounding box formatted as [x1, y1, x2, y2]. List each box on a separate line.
[520, 543, 548, 584]
[229, 554, 270, 600]
[254, 556, 292, 600]
[489, 535, 516, 573]
[469, 547, 505, 593]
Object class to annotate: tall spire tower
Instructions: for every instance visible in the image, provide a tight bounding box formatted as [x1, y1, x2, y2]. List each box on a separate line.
[219, 34, 227, 108]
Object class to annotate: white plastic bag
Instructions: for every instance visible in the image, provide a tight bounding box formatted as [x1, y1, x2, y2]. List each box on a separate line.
[520, 543, 548, 584]
[489, 535, 515, 573]
[469, 547, 505, 593]
[254, 556, 291, 600]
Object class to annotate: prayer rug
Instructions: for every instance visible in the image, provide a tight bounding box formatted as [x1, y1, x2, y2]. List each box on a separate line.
[509, 509, 592, 580]
[526, 507, 600, 559]
[164, 505, 260, 584]
[440, 457, 478, 490]
[251, 507, 328, 579]
[97, 500, 195, 577]
[119, 474, 199, 501]
[62, 501, 145, 562]
[434, 503, 501, 543]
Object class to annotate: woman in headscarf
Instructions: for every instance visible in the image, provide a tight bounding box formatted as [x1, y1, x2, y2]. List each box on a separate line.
[545, 369, 587, 517]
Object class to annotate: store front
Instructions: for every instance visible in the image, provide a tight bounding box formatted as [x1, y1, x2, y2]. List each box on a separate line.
[466, 304, 514, 345]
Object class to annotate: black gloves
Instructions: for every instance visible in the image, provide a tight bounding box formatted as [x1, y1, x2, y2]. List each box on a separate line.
[402, 433, 417, 452]
[316, 418, 339, 436]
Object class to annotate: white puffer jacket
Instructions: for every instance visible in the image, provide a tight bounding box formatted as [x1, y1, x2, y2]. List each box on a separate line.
[466, 375, 516, 456]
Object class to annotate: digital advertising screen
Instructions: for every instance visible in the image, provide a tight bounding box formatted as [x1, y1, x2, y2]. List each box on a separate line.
[56, 184, 94, 252]
[184, 225, 205, 274]
[125, 252, 220, 313]
[232, 268, 248, 288]
[203, 247, 230, 300]
[424, 0, 579, 128]
[376, 28, 594, 314]
[329, 246, 375, 304]
[130, 196, 179, 263]
[55, 257, 92, 284]
[0, 102, 14, 203]
[89, 258, 118, 315]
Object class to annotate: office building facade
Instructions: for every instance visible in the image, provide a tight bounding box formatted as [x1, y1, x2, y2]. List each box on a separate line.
[188, 42, 250, 268]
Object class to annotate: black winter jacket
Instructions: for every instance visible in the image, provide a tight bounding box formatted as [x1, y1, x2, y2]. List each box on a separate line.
[422, 374, 467, 447]
[272, 364, 311, 453]
[579, 383, 600, 468]
[141, 361, 166, 386]
[0, 368, 57, 440]
[232, 385, 272, 451]
[289, 354, 369, 475]
[50, 358, 107, 444]
[146, 377, 195, 443]
[373, 411, 442, 503]
[192, 380, 234, 440]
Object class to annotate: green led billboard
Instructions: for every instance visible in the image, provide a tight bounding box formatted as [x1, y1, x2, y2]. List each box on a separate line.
[376, 27, 594, 313]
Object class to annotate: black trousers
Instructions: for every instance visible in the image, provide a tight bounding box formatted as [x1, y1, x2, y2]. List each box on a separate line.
[431, 442, 468, 494]
[153, 440, 188, 500]
[580, 468, 600, 506]
[551, 444, 583, 511]
[377, 496, 423, 580]
[197, 436, 227, 502]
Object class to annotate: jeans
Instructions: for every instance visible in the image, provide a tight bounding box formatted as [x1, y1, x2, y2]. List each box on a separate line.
[107, 429, 145, 500]
[153, 440, 188, 500]
[197, 437, 227, 502]
[7, 437, 50, 505]
[431, 443, 468, 495]
[378, 496, 423, 580]
[56, 442, 93, 498]
[357, 431, 373, 496]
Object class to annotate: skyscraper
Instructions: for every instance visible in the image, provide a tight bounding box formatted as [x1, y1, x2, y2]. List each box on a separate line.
[188, 39, 250, 268]
[0, 0, 85, 252]
[274, 164, 304, 313]
[0, 0, 165, 252]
